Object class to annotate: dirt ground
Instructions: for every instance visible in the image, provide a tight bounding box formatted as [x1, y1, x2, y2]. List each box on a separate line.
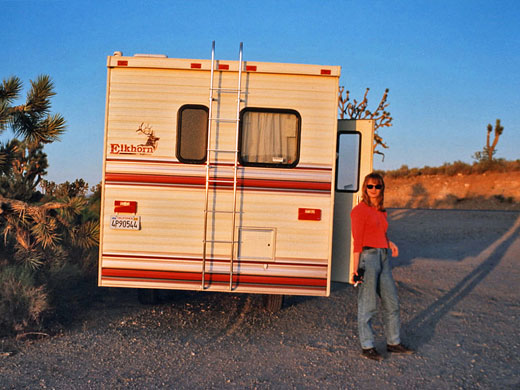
[1, 209, 519, 389]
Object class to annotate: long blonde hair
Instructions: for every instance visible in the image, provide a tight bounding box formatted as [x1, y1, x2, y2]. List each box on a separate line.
[361, 172, 385, 211]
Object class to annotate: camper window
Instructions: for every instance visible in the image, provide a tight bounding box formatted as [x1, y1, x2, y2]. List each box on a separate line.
[176, 105, 209, 163]
[335, 131, 361, 192]
[239, 108, 300, 168]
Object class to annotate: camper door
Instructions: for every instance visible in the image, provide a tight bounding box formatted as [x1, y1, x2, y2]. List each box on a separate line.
[331, 119, 375, 283]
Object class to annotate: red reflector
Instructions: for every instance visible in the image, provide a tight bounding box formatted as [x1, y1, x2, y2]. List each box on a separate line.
[298, 208, 322, 221]
[114, 200, 137, 214]
[320, 69, 331, 75]
[246, 65, 257, 71]
[218, 64, 229, 70]
[191, 63, 202, 69]
[117, 60, 128, 66]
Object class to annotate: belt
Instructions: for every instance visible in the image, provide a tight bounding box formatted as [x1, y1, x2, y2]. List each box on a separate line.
[362, 246, 387, 251]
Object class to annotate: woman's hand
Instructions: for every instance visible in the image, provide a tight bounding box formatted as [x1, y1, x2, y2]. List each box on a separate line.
[389, 241, 399, 257]
[351, 252, 360, 283]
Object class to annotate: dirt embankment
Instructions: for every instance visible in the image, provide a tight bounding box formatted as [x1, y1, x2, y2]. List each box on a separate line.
[385, 171, 520, 210]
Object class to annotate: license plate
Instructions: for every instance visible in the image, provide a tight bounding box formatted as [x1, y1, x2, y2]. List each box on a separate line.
[110, 215, 141, 230]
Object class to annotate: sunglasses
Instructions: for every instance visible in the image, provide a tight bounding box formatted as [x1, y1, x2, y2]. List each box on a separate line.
[366, 184, 383, 190]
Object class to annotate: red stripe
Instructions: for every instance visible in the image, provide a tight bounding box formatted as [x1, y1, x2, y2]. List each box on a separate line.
[105, 172, 330, 191]
[102, 268, 327, 287]
[102, 276, 326, 293]
[106, 172, 204, 186]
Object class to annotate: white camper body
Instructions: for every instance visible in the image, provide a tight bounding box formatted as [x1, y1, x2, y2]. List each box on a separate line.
[99, 47, 374, 298]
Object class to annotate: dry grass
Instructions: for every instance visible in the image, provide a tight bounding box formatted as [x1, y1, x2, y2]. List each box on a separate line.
[0, 266, 49, 336]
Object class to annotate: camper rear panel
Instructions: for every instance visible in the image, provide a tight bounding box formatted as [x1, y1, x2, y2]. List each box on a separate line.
[99, 56, 340, 296]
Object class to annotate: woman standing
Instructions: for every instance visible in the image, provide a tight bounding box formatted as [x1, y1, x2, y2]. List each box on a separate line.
[350, 172, 413, 361]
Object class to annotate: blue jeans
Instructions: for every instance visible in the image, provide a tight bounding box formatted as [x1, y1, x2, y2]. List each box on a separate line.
[357, 248, 401, 349]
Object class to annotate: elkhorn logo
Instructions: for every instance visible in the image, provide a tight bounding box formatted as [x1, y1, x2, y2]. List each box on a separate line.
[110, 123, 160, 155]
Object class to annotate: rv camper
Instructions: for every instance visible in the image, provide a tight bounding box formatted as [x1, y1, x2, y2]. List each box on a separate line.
[98, 43, 374, 309]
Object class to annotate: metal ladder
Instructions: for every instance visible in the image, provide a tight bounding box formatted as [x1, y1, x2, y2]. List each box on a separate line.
[202, 41, 244, 290]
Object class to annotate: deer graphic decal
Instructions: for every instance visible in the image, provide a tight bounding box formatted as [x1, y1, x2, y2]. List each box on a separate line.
[136, 123, 160, 151]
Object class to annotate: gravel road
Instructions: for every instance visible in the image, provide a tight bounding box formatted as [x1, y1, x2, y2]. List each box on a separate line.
[1, 209, 519, 389]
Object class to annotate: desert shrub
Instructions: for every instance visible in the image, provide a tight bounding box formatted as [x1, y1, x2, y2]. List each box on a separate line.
[420, 165, 434, 176]
[510, 160, 520, 170]
[383, 159, 519, 178]
[43, 261, 98, 324]
[408, 167, 421, 177]
[0, 265, 49, 335]
[472, 159, 500, 174]
[445, 160, 472, 176]
[385, 165, 410, 178]
[493, 194, 514, 204]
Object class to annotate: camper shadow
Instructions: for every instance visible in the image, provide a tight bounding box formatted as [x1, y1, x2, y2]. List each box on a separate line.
[80, 285, 327, 333]
[152, 289, 324, 312]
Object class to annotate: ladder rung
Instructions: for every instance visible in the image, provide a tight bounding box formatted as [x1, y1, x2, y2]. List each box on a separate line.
[204, 240, 239, 244]
[211, 88, 243, 93]
[210, 118, 239, 123]
[208, 149, 237, 153]
[205, 209, 239, 214]
[208, 178, 234, 183]
[207, 165, 237, 169]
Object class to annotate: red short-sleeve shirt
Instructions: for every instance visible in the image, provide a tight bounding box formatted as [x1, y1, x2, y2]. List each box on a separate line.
[350, 201, 389, 253]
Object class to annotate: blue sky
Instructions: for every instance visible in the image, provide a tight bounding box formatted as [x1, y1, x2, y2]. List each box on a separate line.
[2, 0, 519, 186]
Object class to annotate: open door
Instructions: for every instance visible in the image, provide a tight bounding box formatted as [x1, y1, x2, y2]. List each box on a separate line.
[331, 119, 374, 283]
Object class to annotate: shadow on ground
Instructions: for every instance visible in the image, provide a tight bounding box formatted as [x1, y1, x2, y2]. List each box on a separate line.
[388, 208, 520, 266]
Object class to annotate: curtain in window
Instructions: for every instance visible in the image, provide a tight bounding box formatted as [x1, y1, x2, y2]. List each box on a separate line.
[241, 111, 298, 164]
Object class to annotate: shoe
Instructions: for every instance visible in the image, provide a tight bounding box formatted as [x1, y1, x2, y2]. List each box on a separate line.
[361, 348, 383, 361]
[387, 343, 414, 354]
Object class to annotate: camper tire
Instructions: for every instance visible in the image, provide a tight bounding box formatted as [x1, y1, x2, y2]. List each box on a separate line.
[137, 288, 159, 304]
[262, 294, 284, 312]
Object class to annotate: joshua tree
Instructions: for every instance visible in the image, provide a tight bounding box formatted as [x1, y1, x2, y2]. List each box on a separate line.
[485, 119, 504, 161]
[473, 119, 504, 162]
[0, 75, 98, 269]
[1, 75, 65, 143]
[338, 87, 393, 160]
[0, 75, 66, 201]
[0, 76, 99, 335]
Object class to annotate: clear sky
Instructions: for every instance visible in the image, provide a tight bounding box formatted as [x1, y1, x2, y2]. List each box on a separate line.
[2, 0, 519, 186]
